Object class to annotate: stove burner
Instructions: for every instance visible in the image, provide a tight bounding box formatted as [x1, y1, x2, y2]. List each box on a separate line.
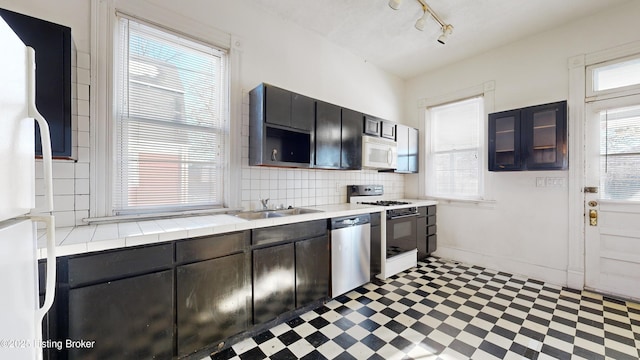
[359, 200, 411, 206]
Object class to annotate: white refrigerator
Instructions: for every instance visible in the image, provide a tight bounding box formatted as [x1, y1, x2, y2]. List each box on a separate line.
[0, 15, 57, 360]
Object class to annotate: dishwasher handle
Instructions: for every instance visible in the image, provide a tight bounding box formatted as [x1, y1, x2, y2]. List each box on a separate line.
[330, 214, 371, 230]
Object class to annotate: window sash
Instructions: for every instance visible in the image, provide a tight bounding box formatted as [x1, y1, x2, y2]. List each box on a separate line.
[427, 96, 483, 199]
[113, 16, 227, 215]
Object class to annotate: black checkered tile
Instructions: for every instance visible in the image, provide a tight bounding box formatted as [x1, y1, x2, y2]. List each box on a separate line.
[209, 257, 640, 360]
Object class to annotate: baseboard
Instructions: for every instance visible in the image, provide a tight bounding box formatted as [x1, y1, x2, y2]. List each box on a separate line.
[433, 246, 568, 287]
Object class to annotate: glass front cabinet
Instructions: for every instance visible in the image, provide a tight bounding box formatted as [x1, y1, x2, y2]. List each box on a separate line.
[489, 101, 567, 171]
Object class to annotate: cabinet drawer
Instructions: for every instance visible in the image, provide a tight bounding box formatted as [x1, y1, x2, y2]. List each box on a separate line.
[427, 205, 436, 216]
[176, 231, 249, 264]
[427, 225, 437, 236]
[252, 220, 326, 246]
[427, 215, 436, 226]
[68, 244, 173, 288]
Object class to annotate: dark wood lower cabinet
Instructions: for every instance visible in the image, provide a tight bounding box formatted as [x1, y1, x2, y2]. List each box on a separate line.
[252, 243, 296, 324]
[295, 236, 329, 308]
[370, 213, 381, 278]
[67, 270, 174, 360]
[417, 206, 437, 259]
[46, 222, 332, 358]
[176, 253, 250, 356]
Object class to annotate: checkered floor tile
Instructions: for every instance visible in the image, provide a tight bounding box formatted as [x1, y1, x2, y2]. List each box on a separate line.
[209, 257, 640, 360]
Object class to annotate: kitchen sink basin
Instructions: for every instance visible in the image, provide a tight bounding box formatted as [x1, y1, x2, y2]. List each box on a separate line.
[233, 207, 322, 220]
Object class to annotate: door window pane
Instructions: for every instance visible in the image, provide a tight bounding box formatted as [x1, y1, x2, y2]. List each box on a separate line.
[600, 105, 640, 200]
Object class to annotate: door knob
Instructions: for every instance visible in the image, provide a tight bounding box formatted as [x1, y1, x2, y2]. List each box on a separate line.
[589, 209, 598, 226]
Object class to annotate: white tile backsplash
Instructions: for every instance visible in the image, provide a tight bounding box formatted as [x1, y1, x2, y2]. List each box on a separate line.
[53, 179, 75, 195]
[77, 52, 90, 70]
[77, 68, 90, 86]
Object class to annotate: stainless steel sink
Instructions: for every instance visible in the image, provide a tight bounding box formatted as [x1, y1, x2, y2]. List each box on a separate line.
[233, 207, 322, 220]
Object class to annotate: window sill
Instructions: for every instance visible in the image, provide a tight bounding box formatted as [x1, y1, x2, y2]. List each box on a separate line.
[84, 207, 243, 225]
[425, 196, 496, 209]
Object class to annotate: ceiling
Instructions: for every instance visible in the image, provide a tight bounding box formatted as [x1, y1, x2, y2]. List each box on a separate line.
[246, 0, 629, 79]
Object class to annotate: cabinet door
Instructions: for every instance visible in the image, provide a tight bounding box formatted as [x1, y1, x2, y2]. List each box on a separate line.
[341, 108, 363, 169]
[295, 236, 329, 308]
[315, 101, 342, 168]
[0, 9, 72, 157]
[523, 101, 567, 170]
[253, 243, 295, 324]
[408, 127, 419, 173]
[67, 270, 174, 360]
[396, 124, 409, 172]
[370, 213, 382, 278]
[177, 253, 250, 356]
[489, 109, 522, 171]
[264, 85, 291, 128]
[291, 92, 315, 131]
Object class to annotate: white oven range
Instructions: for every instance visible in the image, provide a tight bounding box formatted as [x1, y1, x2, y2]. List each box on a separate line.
[347, 185, 419, 279]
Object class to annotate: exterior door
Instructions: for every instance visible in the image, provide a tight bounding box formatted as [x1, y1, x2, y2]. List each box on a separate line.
[584, 95, 640, 301]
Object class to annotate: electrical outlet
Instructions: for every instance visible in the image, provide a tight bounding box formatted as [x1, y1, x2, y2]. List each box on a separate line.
[336, 182, 340, 193]
[546, 177, 565, 187]
[536, 177, 546, 187]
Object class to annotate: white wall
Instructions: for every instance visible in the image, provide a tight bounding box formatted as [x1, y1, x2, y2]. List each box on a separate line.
[404, 0, 640, 286]
[1, 0, 405, 223]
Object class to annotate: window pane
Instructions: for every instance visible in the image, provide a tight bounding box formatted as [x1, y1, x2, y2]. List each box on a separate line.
[600, 105, 640, 201]
[434, 151, 479, 197]
[432, 98, 481, 152]
[593, 57, 640, 92]
[428, 96, 483, 198]
[114, 17, 226, 214]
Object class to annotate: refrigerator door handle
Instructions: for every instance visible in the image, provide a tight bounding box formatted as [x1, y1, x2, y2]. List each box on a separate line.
[31, 215, 56, 323]
[27, 47, 53, 213]
[27, 47, 57, 325]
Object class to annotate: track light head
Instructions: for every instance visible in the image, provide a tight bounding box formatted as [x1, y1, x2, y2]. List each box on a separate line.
[388, 0, 402, 10]
[437, 25, 453, 44]
[415, 12, 428, 31]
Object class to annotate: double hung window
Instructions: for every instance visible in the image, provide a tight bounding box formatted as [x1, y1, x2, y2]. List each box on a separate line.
[426, 97, 484, 199]
[113, 16, 228, 215]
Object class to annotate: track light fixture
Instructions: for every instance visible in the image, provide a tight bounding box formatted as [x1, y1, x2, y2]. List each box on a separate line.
[437, 24, 453, 44]
[388, 0, 453, 44]
[388, 0, 402, 10]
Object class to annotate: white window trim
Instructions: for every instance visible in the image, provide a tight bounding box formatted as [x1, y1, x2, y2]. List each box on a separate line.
[417, 81, 495, 205]
[90, 0, 242, 220]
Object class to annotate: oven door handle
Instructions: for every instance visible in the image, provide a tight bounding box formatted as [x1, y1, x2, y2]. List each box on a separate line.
[388, 213, 419, 220]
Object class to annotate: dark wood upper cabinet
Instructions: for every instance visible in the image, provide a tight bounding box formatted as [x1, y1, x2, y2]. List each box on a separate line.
[0, 8, 72, 157]
[314, 101, 342, 168]
[250, 83, 313, 167]
[489, 101, 567, 171]
[340, 108, 363, 169]
[291, 92, 315, 132]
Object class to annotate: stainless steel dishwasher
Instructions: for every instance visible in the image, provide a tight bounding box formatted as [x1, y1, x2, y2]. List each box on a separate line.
[330, 214, 371, 296]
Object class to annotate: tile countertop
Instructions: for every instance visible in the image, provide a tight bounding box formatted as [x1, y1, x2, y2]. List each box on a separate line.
[36, 200, 437, 260]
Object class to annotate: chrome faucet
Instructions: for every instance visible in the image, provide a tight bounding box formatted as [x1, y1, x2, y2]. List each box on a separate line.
[260, 197, 270, 210]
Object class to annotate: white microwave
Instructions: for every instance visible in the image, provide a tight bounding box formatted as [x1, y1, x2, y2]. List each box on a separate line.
[362, 135, 397, 169]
